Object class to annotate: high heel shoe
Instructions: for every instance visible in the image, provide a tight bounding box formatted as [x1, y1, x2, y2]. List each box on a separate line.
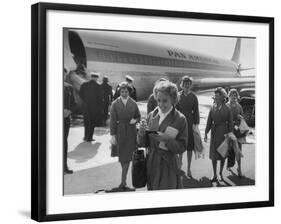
[187, 170, 192, 178]
[218, 173, 224, 181]
[237, 169, 243, 178]
[210, 176, 218, 182]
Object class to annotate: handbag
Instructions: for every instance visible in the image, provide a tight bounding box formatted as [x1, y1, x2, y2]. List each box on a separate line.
[131, 148, 147, 188]
[193, 127, 205, 159]
[216, 137, 229, 158]
[233, 119, 249, 138]
[110, 144, 118, 157]
[239, 118, 250, 133]
[233, 126, 247, 138]
[193, 128, 204, 153]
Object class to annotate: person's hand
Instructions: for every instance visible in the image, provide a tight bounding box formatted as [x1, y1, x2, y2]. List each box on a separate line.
[129, 118, 137, 125]
[204, 133, 208, 142]
[138, 119, 147, 135]
[83, 65, 90, 76]
[237, 114, 244, 120]
[64, 109, 71, 118]
[151, 132, 172, 142]
[110, 135, 117, 145]
[140, 118, 147, 126]
[192, 124, 199, 132]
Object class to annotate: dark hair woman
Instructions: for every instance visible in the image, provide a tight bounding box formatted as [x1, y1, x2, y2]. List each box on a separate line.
[176, 75, 200, 178]
[110, 82, 140, 191]
[226, 89, 244, 177]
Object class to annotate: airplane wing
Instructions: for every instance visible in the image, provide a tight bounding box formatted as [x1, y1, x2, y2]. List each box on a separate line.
[191, 76, 255, 91]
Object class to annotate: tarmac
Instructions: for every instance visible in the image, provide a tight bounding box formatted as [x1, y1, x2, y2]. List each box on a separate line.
[64, 93, 255, 195]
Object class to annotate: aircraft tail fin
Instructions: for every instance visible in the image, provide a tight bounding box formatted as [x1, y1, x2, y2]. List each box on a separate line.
[231, 38, 241, 64]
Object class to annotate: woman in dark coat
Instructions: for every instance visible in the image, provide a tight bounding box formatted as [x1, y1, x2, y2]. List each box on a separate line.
[204, 87, 233, 182]
[101, 76, 113, 126]
[226, 89, 244, 177]
[138, 81, 188, 190]
[110, 82, 140, 190]
[176, 76, 200, 177]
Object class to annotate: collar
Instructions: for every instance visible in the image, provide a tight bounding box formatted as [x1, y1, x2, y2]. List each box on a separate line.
[229, 101, 237, 106]
[120, 96, 129, 105]
[64, 82, 72, 88]
[214, 103, 223, 110]
[158, 106, 173, 118]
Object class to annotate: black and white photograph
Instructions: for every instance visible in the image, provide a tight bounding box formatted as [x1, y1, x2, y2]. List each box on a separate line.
[1, 0, 279, 223]
[31, 3, 274, 221]
[63, 28, 256, 195]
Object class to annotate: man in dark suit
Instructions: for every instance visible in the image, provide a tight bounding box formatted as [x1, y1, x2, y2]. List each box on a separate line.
[100, 76, 113, 126]
[113, 75, 137, 101]
[79, 72, 104, 142]
[63, 68, 76, 174]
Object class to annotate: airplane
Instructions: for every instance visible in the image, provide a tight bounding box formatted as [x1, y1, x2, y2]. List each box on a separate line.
[64, 28, 255, 122]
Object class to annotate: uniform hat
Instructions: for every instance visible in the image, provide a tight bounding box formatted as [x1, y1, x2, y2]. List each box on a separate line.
[181, 75, 193, 83]
[125, 75, 134, 82]
[91, 72, 100, 78]
[119, 81, 132, 92]
[214, 87, 228, 99]
[103, 76, 109, 82]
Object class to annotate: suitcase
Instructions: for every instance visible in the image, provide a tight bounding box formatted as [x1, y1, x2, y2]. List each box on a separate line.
[131, 149, 147, 188]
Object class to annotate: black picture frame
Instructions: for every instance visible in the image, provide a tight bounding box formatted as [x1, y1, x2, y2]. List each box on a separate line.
[31, 2, 274, 222]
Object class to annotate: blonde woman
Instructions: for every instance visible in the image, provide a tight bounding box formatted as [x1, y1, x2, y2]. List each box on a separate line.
[204, 87, 233, 182]
[138, 81, 188, 190]
[110, 82, 140, 191]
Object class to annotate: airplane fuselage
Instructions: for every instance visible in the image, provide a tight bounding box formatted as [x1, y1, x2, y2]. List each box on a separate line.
[64, 29, 254, 101]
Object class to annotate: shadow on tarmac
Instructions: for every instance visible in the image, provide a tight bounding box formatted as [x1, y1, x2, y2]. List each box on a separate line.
[64, 165, 255, 195]
[182, 172, 255, 188]
[182, 176, 213, 188]
[64, 162, 121, 195]
[227, 174, 255, 186]
[68, 142, 101, 163]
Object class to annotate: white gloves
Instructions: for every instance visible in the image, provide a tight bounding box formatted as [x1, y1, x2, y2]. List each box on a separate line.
[63, 109, 71, 118]
[129, 118, 137, 124]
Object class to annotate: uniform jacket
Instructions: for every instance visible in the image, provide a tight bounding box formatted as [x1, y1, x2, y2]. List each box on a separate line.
[147, 93, 157, 115]
[101, 82, 113, 105]
[79, 80, 104, 125]
[176, 91, 200, 150]
[205, 103, 233, 160]
[64, 82, 76, 116]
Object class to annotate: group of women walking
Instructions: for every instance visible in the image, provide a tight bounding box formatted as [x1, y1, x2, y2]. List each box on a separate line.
[109, 76, 245, 191]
